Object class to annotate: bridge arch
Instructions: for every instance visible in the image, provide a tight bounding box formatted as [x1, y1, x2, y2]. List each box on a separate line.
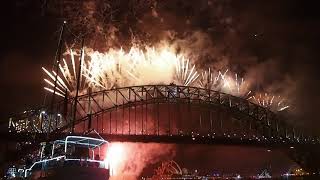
[47, 85, 297, 142]
[6, 85, 320, 174]
[9, 85, 317, 145]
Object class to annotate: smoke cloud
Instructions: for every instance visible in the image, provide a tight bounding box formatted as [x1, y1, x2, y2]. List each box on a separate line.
[39, 0, 320, 131]
[103, 142, 176, 180]
[43, 0, 288, 89]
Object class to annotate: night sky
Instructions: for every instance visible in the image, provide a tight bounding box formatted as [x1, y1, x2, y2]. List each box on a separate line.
[0, 2, 319, 127]
[1, 0, 320, 176]
[1, 0, 319, 132]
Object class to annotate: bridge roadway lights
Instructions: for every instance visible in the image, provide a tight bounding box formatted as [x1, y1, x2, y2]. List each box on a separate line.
[1, 132, 314, 148]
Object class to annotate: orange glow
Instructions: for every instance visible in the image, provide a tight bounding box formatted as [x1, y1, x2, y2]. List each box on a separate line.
[105, 142, 126, 176]
[101, 142, 176, 179]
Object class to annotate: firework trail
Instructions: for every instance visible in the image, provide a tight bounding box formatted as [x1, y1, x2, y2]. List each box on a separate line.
[42, 44, 289, 112]
[83, 46, 200, 89]
[42, 48, 86, 97]
[43, 45, 200, 95]
[197, 68, 251, 98]
[248, 93, 290, 112]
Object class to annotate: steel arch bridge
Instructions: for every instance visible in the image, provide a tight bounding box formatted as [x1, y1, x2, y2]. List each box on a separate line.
[6, 84, 320, 173]
[9, 85, 319, 144]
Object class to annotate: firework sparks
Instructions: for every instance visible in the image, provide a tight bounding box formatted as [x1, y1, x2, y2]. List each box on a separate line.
[43, 49, 87, 97]
[42, 44, 290, 113]
[248, 93, 290, 112]
[105, 143, 126, 176]
[197, 68, 218, 89]
[43, 87, 65, 98]
[197, 68, 251, 98]
[83, 46, 200, 88]
[43, 45, 200, 96]
[175, 56, 199, 86]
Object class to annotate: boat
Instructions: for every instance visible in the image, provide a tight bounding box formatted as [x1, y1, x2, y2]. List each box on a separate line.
[6, 134, 110, 179]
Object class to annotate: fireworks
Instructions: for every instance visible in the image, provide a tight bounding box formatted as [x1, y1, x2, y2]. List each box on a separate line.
[103, 142, 176, 179]
[197, 68, 251, 98]
[248, 93, 290, 112]
[42, 44, 289, 112]
[197, 68, 219, 90]
[105, 143, 125, 176]
[175, 56, 199, 86]
[43, 45, 200, 95]
[42, 48, 85, 97]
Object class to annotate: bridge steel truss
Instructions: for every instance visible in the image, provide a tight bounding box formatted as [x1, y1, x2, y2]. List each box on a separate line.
[8, 85, 320, 145]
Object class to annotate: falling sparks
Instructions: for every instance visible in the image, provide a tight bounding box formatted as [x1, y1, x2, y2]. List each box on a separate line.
[248, 93, 290, 112]
[197, 68, 251, 98]
[175, 56, 199, 86]
[42, 44, 290, 113]
[43, 48, 86, 97]
[197, 68, 218, 89]
[43, 87, 65, 98]
[83, 46, 200, 88]
[43, 45, 200, 95]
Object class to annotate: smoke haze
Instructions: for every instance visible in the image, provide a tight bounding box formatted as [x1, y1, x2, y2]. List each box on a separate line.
[104, 142, 176, 179]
